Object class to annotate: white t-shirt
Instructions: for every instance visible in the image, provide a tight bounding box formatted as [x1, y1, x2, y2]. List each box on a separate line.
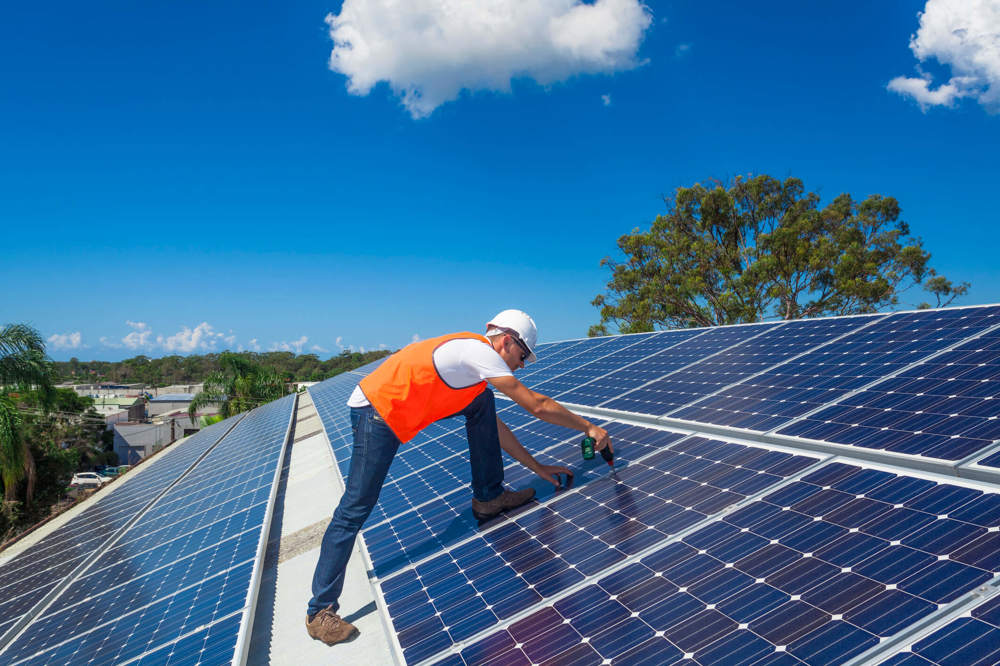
[347, 338, 513, 407]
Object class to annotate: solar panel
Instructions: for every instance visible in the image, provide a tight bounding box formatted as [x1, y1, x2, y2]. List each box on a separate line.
[775, 307, 1000, 460]
[660, 309, 998, 451]
[440, 459, 1000, 666]
[577, 323, 782, 412]
[516, 336, 623, 384]
[348, 356, 390, 376]
[361, 418, 686, 579]
[960, 440, 1000, 485]
[128, 611, 243, 666]
[376, 432, 819, 663]
[546, 328, 707, 407]
[0, 394, 295, 665]
[664, 314, 884, 427]
[531, 330, 696, 398]
[517, 332, 682, 388]
[878, 592, 1000, 665]
[0, 414, 243, 646]
[977, 450, 1000, 469]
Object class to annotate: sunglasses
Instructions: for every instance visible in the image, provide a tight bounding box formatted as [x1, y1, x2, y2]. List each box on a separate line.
[498, 328, 530, 363]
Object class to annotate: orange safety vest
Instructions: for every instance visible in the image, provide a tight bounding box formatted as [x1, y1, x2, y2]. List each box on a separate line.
[360, 332, 493, 443]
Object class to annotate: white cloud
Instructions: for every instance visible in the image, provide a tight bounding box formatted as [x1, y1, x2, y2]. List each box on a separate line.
[887, 74, 968, 108]
[674, 42, 691, 57]
[48, 331, 82, 351]
[99, 336, 121, 349]
[311, 344, 330, 353]
[157, 322, 220, 353]
[248, 338, 261, 352]
[326, 0, 654, 118]
[122, 321, 153, 350]
[601, 93, 612, 106]
[411, 333, 421, 343]
[888, 0, 1000, 112]
[270, 336, 309, 354]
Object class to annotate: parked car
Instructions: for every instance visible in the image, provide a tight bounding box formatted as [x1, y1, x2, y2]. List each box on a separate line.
[95, 465, 119, 477]
[70, 472, 110, 488]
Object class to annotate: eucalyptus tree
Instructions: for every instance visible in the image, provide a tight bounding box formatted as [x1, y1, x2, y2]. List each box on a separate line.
[591, 174, 969, 334]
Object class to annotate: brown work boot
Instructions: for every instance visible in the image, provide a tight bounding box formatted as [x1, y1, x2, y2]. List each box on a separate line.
[471, 487, 536, 521]
[306, 606, 359, 645]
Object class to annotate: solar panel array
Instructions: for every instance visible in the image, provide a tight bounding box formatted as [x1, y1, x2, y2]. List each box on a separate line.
[0, 393, 295, 666]
[0, 414, 242, 645]
[776, 311, 1000, 462]
[309, 304, 1000, 666]
[879, 592, 1000, 665]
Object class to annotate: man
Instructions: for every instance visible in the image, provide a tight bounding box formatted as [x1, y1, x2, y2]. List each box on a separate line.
[306, 310, 612, 646]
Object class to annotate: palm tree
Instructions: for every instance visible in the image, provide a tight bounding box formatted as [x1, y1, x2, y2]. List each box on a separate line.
[188, 352, 288, 421]
[1, 324, 53, 504]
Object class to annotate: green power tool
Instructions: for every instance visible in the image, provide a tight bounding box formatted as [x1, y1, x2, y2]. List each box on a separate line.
[581, 436, 614, 468]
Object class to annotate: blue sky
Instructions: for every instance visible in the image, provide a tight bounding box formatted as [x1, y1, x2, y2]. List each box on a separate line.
[3, 0, 998, 361]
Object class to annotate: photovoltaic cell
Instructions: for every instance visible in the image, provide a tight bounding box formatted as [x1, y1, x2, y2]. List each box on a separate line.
[778, 307, 1000, 460]
[878, 593, 1000, 665]
[378, 432, 816, 664]
[0, 414, 242, 647]
[0, 394, 294, 665]
[444, 461, 1000, 666]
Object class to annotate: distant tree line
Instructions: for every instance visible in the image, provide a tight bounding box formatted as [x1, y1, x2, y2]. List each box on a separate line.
[52, 349, 392, 387]
[3, 342, 390, 542]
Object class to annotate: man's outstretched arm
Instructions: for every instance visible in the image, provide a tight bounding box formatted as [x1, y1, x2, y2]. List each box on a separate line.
[488, 375, 611, 453]
[495, 416, 572, 487]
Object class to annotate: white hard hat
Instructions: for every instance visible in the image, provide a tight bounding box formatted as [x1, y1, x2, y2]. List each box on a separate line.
[487, 309, 538, 363]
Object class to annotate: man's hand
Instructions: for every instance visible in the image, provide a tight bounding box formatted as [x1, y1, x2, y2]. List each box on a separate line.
[588, 424, 612, 454]
[534, 463, 573, 488]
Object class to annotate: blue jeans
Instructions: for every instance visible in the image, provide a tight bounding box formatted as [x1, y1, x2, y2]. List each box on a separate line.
[308, 389, 504, 615]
